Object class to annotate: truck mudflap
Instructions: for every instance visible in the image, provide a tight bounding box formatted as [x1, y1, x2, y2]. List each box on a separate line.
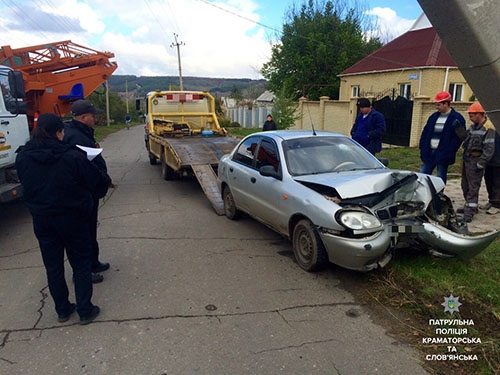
[418, 222, 500, 260]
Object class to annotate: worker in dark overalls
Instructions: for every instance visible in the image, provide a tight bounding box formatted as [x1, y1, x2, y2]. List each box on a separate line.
[459, 102, 496, 222]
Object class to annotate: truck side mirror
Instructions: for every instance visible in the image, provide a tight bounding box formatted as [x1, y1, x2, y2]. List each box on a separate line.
[8, 70, 26, 99]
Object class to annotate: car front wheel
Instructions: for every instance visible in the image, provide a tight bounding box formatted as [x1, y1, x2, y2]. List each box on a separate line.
[223, 186, 241, 220]
[292, 219, 328, 272]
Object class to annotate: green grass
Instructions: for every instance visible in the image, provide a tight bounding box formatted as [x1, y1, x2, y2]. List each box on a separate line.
[376, 239, 500, 374]
[94, 122, 139, 141]
[379, 146, 463, 178]
[226, 127, 261, 138]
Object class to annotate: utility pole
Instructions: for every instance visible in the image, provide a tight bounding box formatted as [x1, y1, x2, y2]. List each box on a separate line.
[105, 80, 110, 127]
[125, 79, 129, 114]
[170, 33, 185, 91]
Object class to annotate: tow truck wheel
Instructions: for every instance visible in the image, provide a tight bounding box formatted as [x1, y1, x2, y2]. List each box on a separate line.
[149, 152, 157, 165]
[160, 157, 176, 180]
[223, 186, 241, 220]
[292, 219, 328, 272]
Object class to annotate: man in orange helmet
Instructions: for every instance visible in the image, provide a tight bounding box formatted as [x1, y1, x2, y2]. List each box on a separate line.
[458, 102, 496, 222]
[419, 91, 466, 184]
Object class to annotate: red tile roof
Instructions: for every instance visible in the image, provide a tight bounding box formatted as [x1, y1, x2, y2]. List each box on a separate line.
[340, 27, 457, 76]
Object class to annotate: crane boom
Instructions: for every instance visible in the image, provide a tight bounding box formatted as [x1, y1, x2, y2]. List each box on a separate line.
[0, 40, 117, 125]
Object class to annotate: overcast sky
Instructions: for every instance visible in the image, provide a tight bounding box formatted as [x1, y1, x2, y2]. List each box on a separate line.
[0, 0, 423, 78]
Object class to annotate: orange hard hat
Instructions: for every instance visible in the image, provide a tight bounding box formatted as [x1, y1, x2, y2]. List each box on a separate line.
[433, 91, 452, 103]
[467, 102, 485, 113]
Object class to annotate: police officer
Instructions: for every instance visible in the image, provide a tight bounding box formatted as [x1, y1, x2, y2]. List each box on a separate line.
[459, 102, 496, 222]
[16, 113, 110, 324]
[64, 100, 112, 282]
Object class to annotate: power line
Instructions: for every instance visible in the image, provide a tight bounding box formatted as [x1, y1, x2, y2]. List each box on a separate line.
[195, 0, 282, 35]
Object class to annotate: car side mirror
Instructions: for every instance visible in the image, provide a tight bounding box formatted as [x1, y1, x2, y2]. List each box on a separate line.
[259, 165, 282, 180]
[378, 157, 389, 167]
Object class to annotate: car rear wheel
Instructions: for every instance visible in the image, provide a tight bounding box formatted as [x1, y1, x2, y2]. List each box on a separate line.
[223, 186, 241, 220]
[292, 219, 328, 272]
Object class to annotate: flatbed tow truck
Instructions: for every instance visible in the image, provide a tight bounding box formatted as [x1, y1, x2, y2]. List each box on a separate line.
[144, 91, 239, 215]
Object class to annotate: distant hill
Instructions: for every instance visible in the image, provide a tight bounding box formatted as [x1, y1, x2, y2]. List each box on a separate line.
[108, 75, 268, 99]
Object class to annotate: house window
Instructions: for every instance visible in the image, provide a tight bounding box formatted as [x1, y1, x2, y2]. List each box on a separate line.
[399, 83, 411, 99]
[351, 86, 359, 98]
[448, 83, 464, 101]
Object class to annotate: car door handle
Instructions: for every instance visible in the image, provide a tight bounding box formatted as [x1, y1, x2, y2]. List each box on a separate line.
[250, 177, 256, 183]
[229, 167, 233, 172]
[1, 120, 9, 125]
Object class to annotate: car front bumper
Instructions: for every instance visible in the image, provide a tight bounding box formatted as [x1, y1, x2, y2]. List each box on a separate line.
[318, 221, 499, 272]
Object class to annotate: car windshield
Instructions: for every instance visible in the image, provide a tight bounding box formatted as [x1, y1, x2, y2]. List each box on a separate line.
[283, 136, 384, 176]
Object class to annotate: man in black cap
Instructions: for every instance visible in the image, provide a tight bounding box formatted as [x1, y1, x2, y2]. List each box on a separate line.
[64, 99, 111, 283]
[350, 98, 386, 155]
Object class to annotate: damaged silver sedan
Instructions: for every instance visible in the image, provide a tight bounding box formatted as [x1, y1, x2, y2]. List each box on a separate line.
[218, 131, 499, 272]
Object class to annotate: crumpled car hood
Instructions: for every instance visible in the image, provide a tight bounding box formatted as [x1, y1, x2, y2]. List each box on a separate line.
[294, 169, 444, 200]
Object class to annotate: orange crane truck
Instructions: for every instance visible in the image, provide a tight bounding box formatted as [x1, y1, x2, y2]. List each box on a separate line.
[0, 40, 117, 202]
[0, 40, 117, 129]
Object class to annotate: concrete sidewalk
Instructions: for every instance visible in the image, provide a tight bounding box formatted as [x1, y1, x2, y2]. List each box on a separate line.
[445, 178, 500, 233]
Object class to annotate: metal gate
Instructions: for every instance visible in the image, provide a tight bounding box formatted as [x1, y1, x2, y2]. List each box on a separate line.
[373, 93, 413, 146]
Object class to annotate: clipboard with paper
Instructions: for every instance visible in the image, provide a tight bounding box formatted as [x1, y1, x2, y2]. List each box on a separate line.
[76, 145, 103, 161]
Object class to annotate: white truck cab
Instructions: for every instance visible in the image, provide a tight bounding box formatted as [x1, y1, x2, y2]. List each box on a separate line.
[0, 65, 30, 202]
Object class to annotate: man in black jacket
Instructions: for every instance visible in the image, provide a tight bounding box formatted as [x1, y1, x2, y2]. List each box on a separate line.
[64, 100, 112, 283]
[16, 113, 110, 324]
[262, 114, 277, 131]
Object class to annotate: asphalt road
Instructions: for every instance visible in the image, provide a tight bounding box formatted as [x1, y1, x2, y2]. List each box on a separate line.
[0, 125, 429, 374]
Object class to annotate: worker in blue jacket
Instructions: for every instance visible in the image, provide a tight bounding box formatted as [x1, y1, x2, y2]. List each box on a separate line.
[419, 91, 466, 184]
[16, 113, 110, 324]
[351, 98, 386, 155]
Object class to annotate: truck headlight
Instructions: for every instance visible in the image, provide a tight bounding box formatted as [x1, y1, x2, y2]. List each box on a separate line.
[338, 211, 382, 231]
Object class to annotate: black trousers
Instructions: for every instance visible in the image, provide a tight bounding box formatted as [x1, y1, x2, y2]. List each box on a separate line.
[90, 200, 101, 269]
[484, 165, 500, 208]
[33, 213, 94, 318]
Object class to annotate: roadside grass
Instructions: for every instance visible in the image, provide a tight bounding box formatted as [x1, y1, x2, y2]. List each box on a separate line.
[365, 240, 500, 375]
[226, 126, 261, 138]
[94, 122, 138, 141]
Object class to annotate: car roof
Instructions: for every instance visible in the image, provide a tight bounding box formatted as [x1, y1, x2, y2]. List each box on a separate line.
[249, 130, 346, 141]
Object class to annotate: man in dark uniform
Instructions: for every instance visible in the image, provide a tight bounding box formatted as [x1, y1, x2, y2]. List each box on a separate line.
[16, 113, 109, 324]
[63, 100, 112, 283]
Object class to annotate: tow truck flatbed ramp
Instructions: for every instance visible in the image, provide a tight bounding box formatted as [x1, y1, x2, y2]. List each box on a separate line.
[165, 136, 239, 215]
[191, 164, 225, 215]
[165, 136, 239, 165]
